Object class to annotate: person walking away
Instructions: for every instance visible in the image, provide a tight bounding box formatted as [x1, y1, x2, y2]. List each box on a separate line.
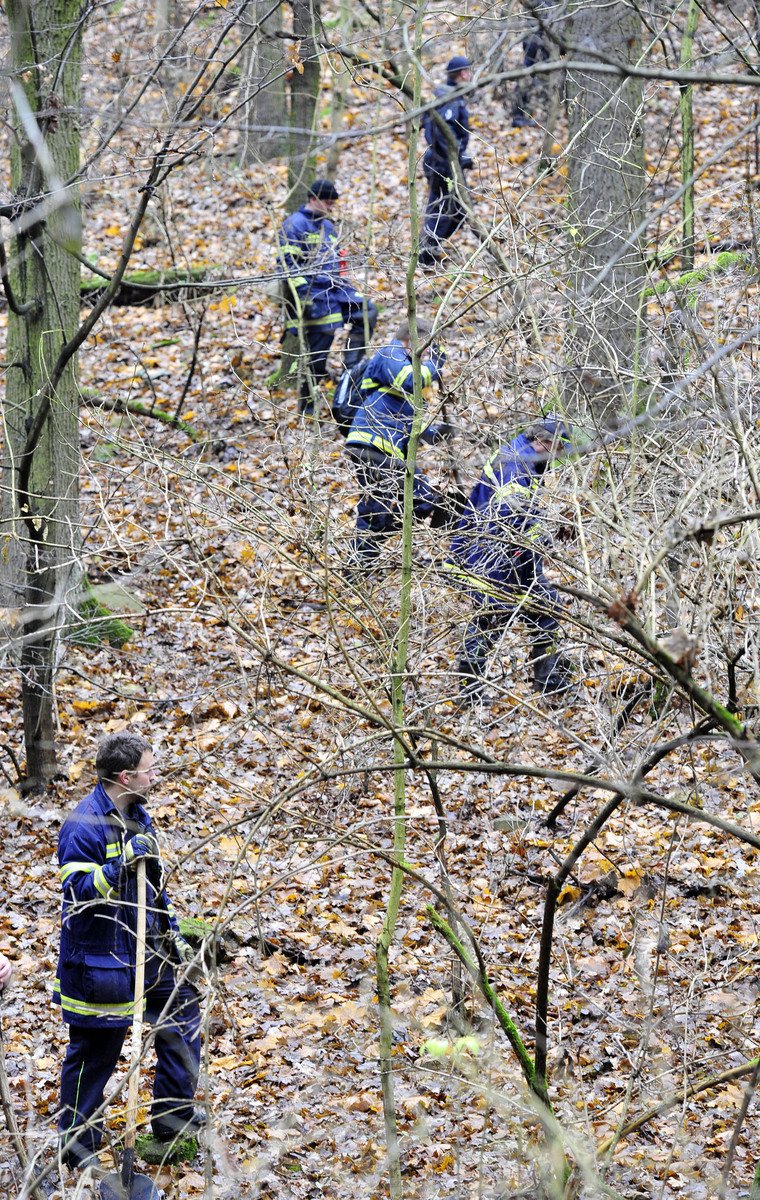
[278, 179, 378, 412]
[444, 416, 574, 700]
[512, 1, 553, 127]
[418, 57, 474, 267]
[56, 731, 204, 1169]
[345, 319, 454, 567]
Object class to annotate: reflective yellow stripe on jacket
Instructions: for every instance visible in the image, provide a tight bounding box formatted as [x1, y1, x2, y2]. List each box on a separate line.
[284, 311, 343, 332]
[60, 857, 117, 900]
[361, 362, 433, 400]
[483, 463, 537, 502]
[481, 460, 542, 540]
[346, 429, 404, 460]
[54, 980, 142, 1019]
[441, 561, 539, 607]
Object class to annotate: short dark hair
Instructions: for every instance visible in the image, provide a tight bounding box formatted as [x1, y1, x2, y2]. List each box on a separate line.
[396, 317, 434, 342]
[96, 731, 151, 781]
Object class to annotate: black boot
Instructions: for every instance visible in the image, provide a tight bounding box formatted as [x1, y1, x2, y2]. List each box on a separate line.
[457, 659, 487, 706]
[343, 533, 381, 580]
[530, 644, 574, 696]
[152, 1106, 207, 1143]
[59, 1136, 100, 1172]
[298, 376, 315, 414]
[511, 107, 537, 128]
[418, 247, 442, 268]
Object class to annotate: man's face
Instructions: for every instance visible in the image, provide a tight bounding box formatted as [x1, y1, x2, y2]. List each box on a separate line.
[456, 68, 472, 84]
[533, 436, 562, 462]
[121, 750, 157, 800]
[308, 196, 337, 217]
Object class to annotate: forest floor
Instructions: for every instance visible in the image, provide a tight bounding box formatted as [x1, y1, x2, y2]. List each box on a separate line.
[2, 3, 760, 1199]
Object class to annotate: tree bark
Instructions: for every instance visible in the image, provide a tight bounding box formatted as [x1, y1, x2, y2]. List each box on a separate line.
[238, 0, 289, 165]
[564, 0, 645, 428]
[679, 0, 700, 271]
[3, 0, 83, 789]
[288, 0, 321, 210]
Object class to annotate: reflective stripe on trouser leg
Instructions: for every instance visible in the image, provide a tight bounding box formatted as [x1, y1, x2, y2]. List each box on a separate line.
[58, 1025, 127, 1161]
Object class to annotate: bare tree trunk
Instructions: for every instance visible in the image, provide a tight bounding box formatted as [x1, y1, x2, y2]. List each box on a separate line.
[564, 0, 645, 428]
[323, 0, 351, 178]
[679, 0, 700, 272]
[288, 0, 321, 210]
[4, 0, 83, 789]
[238, 0, 288, 165]
[154, 0, 180, 89]
[154, 0, 174, 46]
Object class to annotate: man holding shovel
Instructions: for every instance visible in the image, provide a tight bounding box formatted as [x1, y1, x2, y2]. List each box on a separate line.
[55, 732, 203, 1170]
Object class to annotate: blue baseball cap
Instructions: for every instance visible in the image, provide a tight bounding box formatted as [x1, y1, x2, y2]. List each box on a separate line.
[538, 415, 572, 443]
[446, 56, 472, 76]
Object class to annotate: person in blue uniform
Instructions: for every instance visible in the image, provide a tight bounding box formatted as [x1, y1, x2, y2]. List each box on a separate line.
[445, 416, 573, 699]
[56, 732, 203, 1168]
[278, 178, 378, 412]
[512, 1, 553, 127]
[418, 56, 474, 267]
[345, 318, 453, 565]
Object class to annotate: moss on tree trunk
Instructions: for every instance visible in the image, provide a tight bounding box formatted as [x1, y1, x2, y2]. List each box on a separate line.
[80, 265, 215, 307]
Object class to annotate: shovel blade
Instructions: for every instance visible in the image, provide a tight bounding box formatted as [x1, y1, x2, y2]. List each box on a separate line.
[99, 1171, 160, 1200]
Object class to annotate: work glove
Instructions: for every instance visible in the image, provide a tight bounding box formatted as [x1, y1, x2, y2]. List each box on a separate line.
[429, 344, 446, 375]
[123, 832, 163, 892]
[124, 832, 159, 867]
[461, 156, 474, 170]
[174, 935, 206, 989]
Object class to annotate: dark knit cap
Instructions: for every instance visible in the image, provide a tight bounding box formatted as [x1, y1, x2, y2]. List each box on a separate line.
[308, 178, 340, 201]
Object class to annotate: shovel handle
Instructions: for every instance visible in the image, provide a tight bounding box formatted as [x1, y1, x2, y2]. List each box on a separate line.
[124, 859, 147, 1160]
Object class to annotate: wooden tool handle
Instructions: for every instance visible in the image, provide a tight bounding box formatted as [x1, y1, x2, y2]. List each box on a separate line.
[124, 859, 147, 1158]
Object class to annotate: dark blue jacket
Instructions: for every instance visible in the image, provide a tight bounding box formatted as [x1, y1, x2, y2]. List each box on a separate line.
[423, 85, 470, 174]
[346, 339, 445, 460]
[54, 783, 181, 1027]
[278, 205, 360, 323]
[447, 433, 546, 589]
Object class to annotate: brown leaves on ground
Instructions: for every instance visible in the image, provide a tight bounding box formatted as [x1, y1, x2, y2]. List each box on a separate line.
[2, 3, 760, 1199]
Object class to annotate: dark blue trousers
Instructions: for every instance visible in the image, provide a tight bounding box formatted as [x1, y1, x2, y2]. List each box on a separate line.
[348, 446, 442, 564]
[461, 555, 561, 673]
[512, 31, 551, 124]
[58, 973, 200, 1166]
[287, 296, 378, 408]
[422, 168, 467, 252]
